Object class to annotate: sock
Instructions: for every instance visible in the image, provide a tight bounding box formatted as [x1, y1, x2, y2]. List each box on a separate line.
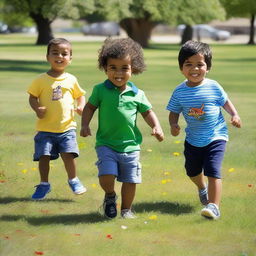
[69, 177, 79, 183]
[199, 187, 207, 194]
[40, 182, 50, 185]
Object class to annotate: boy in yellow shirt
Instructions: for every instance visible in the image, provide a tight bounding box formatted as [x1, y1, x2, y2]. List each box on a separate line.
[28, 38, 86, 200]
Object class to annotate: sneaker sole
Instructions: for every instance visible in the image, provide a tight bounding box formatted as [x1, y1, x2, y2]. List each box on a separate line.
[31, 190, 51, 200]
[73, 188, 87, 195]
[201, 209, 220, 220]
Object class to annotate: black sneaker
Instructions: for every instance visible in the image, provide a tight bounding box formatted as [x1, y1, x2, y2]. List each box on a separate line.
[103, 194, 117, 219]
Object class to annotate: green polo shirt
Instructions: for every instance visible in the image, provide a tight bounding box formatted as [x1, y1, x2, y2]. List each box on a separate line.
[89, 79, 152, 152]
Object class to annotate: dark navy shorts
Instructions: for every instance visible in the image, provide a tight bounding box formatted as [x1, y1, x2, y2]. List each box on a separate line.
[184, 140, 226, 179]
[33, 129, 79, 161]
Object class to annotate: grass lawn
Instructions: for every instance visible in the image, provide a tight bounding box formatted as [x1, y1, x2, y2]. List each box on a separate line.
[0, 34, 255, 256]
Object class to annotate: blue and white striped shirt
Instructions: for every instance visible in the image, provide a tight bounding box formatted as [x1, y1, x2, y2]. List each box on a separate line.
[166, 78, 228, 147]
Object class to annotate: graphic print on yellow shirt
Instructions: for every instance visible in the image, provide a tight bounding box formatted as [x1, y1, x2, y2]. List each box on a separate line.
[188, 104, 205, 119]
[52, 85, 63, 100]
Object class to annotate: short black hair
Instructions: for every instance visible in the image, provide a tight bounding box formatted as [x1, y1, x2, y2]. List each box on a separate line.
[178, 40, 212, 70]
[47, 38, 72, 56]
[98, 37, 146, 74]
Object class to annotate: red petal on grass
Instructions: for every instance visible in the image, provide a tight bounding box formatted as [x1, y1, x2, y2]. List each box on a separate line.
[106, 234, 113, 239]
[40, 209, 49, 214]
[74, 234, 81, 236]
[34, 251, 44, 255]
[0, 180, 6, 183]
[248, 184, 253, 188]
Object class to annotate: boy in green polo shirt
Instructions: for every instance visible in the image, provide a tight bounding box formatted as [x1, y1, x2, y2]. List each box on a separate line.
[80, 38, 164, 219]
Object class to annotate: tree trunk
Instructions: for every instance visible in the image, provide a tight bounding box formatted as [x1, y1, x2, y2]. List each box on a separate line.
[181, 25, 193, 44]
[30, 12, 54, 45]
[120, 18, 155, 48]
[248, 14, 255, 45]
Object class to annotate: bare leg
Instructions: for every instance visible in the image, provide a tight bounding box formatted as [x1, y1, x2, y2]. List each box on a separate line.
[38, 156, 51, 182]
[207, 177, 222, 207]
[189, 172, 207, 190]
[60, 153, 76, 180]
[99, 175, 116, 195]
[121, 183, 136, 210]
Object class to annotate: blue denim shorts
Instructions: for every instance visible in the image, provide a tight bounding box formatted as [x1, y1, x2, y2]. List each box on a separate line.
[33, 129, 79, 161]
[184, 140, 226, 179]
[95, 146, 141, 183]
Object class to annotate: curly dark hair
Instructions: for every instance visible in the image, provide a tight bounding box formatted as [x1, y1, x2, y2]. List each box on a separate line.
[47, 38, 72, 56]
[178, 40, 212, 70]
[98, 37, 146, 74]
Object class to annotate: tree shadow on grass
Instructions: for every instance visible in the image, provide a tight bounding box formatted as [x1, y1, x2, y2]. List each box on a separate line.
[0, 197, 74, 204]
[0, 212, 108, 225]
[133, 201, 195, 215]
[0, 59, 47, 73]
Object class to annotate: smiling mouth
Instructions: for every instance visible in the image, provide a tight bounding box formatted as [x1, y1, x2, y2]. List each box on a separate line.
[190, 73, 200, 77]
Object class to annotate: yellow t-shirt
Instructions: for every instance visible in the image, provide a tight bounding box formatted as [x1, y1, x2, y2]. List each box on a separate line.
[28, 72, 85, 133]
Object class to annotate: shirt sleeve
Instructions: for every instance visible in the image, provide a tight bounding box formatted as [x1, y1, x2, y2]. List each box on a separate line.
[88, 85, 100, 107]
[166, 90, 182, 114]
[216, 82, 228, 106]
[73, 78, 85, 99]
[137, 91, 152, 113]
[27, 78, 40, 97]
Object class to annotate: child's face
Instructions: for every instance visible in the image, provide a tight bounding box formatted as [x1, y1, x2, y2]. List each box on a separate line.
[105, 55, 132, 90]
[47, 43, 72, 73]
[181, 53, 208, 87]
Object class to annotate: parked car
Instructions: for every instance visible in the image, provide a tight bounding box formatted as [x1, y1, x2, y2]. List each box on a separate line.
[0, 21, 9, 33]
[81, 21, 120, 36]
[177, 24, 231, 41]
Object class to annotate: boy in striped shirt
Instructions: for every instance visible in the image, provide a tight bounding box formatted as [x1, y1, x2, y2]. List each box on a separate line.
[166, 41, 241, 219]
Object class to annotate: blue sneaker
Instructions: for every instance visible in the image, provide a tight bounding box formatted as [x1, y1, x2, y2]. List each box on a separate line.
[102, 194, 117, 219]
[201, 203, 220, 220]
[32, 184, 51, 200]
[68, 178, 86, 195]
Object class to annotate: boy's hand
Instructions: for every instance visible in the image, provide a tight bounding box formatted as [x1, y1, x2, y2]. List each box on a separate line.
[152, 126, 164, 142]
[170, 124, 180, 136]
[36, 106, 46, 119]
[80, 126, 92, 137]
[231, 114, 241, 128]
[75, 106, 83, 116]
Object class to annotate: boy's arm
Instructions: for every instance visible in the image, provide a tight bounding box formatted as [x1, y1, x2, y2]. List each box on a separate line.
[223, 99, 241, 128]
[169, 111, 181, 136]
[141, 109, 164, 141]
[75, 95, 86, 116]
[80, 102, 97, 137]
[29, 94, 46, 119]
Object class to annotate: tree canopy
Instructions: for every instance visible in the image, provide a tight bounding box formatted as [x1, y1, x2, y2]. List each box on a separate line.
[0, 0, 94, 44]
[86, 0, 225, 47]
[220, 0, 256, 44]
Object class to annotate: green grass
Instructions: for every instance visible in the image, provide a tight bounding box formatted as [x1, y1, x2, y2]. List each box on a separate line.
[0, 34, 255, 256]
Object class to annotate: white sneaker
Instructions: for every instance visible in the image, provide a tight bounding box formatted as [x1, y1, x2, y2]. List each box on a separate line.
[121, 209, 137, 219]
[201, 203, 220, 220]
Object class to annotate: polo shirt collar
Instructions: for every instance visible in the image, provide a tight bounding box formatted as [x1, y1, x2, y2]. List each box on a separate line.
[104, 79, 138, 95]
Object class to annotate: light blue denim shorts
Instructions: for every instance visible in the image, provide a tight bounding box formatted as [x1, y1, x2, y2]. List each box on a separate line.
[95, 146, 141, 183]
[33, 129, 79, 161]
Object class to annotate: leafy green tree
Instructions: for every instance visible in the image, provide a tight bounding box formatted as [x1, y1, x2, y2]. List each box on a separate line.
[86, 0, 225, 47]
[220, 0, 256, 44]
[0, 0, 94, 45]
[87, 0, 175, 48]
[173, 0, 226, 44]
